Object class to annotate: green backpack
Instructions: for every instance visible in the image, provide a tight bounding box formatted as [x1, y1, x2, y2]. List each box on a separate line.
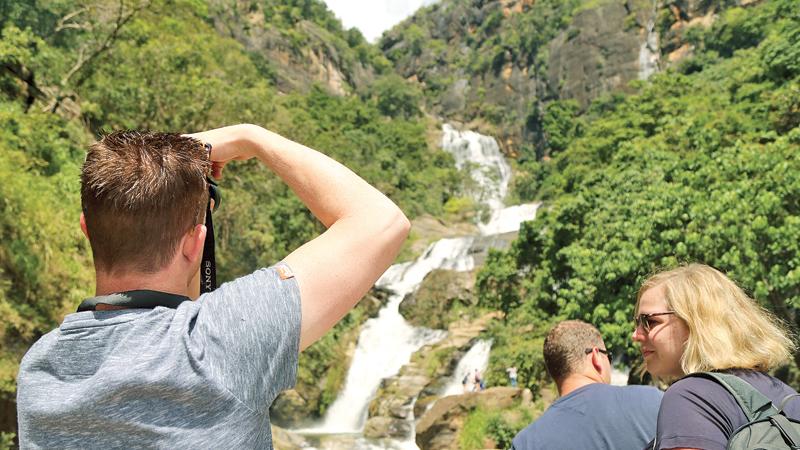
[653, 372, 800, 450]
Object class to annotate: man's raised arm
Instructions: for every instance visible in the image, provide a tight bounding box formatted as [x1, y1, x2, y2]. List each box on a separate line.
[189, 124, 410, 351]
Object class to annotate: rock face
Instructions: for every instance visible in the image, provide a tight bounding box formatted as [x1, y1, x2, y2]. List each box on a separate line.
[547, 1, 651, 108]
[415, 387, 524, 450]
[382, 0, 727, 156]
[207, 1, 375, 96]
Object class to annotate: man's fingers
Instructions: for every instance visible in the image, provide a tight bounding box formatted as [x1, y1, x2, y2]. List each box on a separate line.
[211, 162, 224, 179]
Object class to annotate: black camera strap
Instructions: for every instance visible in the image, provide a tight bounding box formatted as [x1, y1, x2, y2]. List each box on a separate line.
[200, 193, 216, 294]
[201, 142, 220, 294]
[77, 290, 189, 312]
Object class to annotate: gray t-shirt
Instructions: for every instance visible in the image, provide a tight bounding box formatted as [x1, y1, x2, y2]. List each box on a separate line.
[17, 265, 301, 449]
[512, 383, 663, 450]
[653, 370, 800, 450]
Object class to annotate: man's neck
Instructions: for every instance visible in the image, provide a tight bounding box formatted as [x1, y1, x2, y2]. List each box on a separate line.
[94, 269, 190, 298]
[557, 373, 604, 397]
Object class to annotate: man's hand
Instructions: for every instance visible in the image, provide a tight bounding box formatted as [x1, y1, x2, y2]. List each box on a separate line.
[185, 124, 260, 179]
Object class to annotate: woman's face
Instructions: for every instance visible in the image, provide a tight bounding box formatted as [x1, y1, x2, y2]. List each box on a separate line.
[632, 284, 690, 378]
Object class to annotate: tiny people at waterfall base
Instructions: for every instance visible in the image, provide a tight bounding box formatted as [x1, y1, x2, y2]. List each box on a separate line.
[462, 372, 471, 393]
[506, 366, 518, 387]
[474, 369, 485, 391]
[634, 264, 800, 450]
[512, 320, 662, 450]
[16, 125, 410, 448]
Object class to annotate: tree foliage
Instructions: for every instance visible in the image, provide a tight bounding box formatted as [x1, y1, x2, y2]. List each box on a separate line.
[0, 0, 464, 427]
[481, 0, 800, 377]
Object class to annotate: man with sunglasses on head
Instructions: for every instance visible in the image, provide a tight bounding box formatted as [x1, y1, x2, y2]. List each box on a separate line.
[512, 320, 663, 450]
[16, 124, 410, 448]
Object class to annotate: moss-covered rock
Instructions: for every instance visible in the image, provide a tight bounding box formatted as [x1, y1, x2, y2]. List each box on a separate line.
[399, 269, 477, 329]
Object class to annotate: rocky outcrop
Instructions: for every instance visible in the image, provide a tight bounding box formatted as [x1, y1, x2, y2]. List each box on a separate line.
[271, 425, 308, 450]
[363, 313, 500, 439]
[383, 0, 733, 156]
[415, 387, 524, 450]
[207, 1, 374, 96]
[399, 269, 476, 329]
[547, 1, 653, 108]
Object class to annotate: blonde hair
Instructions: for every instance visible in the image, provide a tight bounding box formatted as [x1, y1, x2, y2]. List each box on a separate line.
[636, 264, 796, 374]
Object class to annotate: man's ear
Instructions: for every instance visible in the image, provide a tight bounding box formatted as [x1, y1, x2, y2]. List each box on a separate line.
[79, 212, 89, 240]
[182, 224, 207, 264]
[590, 350, 605, 375]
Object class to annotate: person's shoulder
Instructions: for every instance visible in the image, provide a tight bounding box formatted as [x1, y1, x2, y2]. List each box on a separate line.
[619, 383, 663, 396]
[199, 264, 298, 303]
[512, 409, 555, 448]
[666, 373, 725, 398]
[19, 328, 60, 371]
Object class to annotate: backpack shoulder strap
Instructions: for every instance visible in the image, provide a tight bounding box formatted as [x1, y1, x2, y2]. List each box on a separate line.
[770, 413, 800, 446]
[779, 394, 800, 413]
[685, 372, 778, 422]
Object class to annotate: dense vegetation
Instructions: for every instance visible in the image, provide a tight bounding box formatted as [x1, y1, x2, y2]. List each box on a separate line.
[381, 0, 581, 130]
[2, 0, 799, 446]
[0, 0, 464, 437]
[478, 0, 800, 394]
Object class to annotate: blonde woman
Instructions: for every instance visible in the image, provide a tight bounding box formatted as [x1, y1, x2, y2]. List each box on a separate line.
[632, 264, 799, 450]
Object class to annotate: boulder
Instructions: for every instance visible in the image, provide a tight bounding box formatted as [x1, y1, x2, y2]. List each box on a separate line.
[269, 390, 309, 427]
[363, 416, 413, 439]
[271, 425, 308, 450]
[399, 270, 476, 329]
[416, 387, 523, 450]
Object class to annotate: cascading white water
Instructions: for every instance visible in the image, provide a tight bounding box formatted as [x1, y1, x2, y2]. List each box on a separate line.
[440, 124, 538, 235]
[298, 124, 539, 446]
[440, 340, 493, 396]
[638, 0, 660, 80]
[313, 238, 474, 432]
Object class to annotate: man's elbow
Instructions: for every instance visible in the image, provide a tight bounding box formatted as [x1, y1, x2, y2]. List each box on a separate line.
[388, 207, 411, 244]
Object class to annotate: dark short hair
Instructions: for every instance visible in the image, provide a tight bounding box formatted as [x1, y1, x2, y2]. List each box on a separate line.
[543, 320, 605, 382]
[80, 131, 210, 274]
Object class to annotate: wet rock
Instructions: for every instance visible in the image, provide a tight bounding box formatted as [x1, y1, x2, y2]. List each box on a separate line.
[271, 425, 308, 450]
[269, 390, 309, 428]
[363, 416, 413, 439]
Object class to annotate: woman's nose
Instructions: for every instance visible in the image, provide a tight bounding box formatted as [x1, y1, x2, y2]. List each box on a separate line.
[632, 326, 645, 342]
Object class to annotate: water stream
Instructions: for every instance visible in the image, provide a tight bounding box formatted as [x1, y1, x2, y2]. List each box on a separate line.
[293, 124, 539, 448]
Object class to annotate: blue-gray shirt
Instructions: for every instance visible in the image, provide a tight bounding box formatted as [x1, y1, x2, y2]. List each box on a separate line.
[16, 265, 301, 449]
[512, 383, 663, 450]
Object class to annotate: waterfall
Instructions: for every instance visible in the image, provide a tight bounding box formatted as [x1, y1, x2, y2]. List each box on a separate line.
[638, 0, 660, 80]
[297, 124, 539, 445]
[440, 340, 493, 397]
[314, 238, 473, 432]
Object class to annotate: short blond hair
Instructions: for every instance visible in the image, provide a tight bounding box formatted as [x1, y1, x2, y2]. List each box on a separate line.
[636, 264, 795, 374]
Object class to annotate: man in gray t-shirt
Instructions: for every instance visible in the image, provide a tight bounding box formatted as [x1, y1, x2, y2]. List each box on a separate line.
[16, 125, 410, 448]
[512, 320, 662, 450]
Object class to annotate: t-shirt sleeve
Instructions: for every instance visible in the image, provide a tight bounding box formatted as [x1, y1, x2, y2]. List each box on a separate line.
[188, 264, 302, 411]
[655, 377, 740, 450]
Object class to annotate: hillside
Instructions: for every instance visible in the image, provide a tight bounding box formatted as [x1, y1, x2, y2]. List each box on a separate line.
[0, 0, 465, 437]
[381, 0, 732, 157]
[1, 0, 799, 446]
